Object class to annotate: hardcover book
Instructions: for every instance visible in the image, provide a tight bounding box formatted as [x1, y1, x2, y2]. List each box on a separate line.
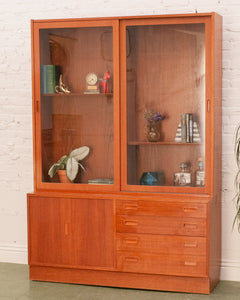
[40, 65, 61, 94]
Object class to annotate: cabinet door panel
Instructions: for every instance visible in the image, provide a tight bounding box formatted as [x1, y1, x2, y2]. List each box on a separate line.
[117, 215, 206, 237]
[71, 198, 114, 268]
[121, 22, 206, 190]
[28, 196, 72, 265]
[33, 20, 120, 192]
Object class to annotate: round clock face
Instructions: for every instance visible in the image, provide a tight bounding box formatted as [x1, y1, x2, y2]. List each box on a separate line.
[86, 72, 98, 85]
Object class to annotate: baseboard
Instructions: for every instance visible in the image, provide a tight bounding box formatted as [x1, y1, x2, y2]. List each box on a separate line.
[0, 244, 28, 264]
[220, 259, 240, 281]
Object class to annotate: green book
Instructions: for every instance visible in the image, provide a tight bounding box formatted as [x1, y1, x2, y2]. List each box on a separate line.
[40, 65, 61, 94]
[45, 65, 56, 94]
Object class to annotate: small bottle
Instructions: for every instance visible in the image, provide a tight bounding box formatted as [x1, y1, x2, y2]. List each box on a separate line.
[195, 158, 205, 186]
[174, 162, 191, 186]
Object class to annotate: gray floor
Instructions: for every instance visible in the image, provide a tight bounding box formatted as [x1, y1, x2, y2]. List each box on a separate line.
[1, 263, 240, 300]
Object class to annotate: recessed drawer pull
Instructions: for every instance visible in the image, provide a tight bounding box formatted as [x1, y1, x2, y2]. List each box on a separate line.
[124, 256, 139, 263]
[123, 238, 139, 245]
[183, 207, 197, 213]
[184, 261, 197, 266]
[184, 242, 198, 248]
[64, 223, 69, 236]
[124, 204, 138, 210]
[183, 223, 197, 229]
[124, 220, 138, 226]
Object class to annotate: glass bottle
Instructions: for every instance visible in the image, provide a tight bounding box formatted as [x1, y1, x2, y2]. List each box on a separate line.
[195, 158, 205, 186]
[174, 162, 191, 186]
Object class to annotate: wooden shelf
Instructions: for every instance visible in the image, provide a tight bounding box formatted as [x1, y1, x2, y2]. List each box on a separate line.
[41, 93, 113, 97]
[128, 141, 201, 146]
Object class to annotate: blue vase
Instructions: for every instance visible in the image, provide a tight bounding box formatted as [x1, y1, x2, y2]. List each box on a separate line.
[140, 172, 165, 186]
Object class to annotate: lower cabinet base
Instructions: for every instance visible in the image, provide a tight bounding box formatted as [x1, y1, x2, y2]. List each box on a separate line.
[29, 265, 215, 294]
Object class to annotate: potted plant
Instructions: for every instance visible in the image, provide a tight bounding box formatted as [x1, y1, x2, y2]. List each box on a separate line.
[234, 126, 240, 231]
[48, 146, 90, 183]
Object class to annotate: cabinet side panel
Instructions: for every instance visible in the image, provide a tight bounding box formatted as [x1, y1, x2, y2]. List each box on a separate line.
[210, 13, 222, 291]
[31, 21, 38, 192]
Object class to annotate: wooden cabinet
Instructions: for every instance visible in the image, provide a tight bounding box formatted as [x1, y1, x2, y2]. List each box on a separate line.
[28, 196, 115, 268]
[28, 12, 222, 294]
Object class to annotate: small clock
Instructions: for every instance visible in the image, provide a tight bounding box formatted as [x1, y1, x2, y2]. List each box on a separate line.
[84, 72, 100, 94]
[86, 72, 98, 85]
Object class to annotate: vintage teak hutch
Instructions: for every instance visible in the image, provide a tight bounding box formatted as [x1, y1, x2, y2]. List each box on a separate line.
[28, 12, 222, 294]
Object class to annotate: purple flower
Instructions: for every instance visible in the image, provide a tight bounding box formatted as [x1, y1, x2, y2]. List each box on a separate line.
[151, 113, 165, 122]
[144, 110, 165, 125]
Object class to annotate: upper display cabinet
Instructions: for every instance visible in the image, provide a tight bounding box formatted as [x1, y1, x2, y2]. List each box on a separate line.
[31, 14, 221, 194]
[32, 20, 120, 191]
[120, 15, 221, 195]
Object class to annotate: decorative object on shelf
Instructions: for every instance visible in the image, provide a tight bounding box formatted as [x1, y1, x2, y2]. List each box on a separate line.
[180, 113, 193, 142]
[193, 122, 201, 143]
[88, 178, 114, 185]
[48, 146, 90, 182]
[40, 65, 61, 94]
[55, 74, 71, 94]
[144, 110, 165, 142]
[175, 114, 201, 143]
[84, 72, 100, 94]
[57, 169, 71, 183]
[100, 70, 110, 94]
[147, 125, 160, 142]
[195, 157, 205, 186]
[174, 162, 191, 186]
[140, 172, 165, 186]
[174, 123, 182, 142]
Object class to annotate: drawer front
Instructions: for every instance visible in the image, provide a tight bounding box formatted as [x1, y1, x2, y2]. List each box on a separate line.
[117, 251, 207, 277]
[116, 200, 207, 218]
[117, 233, 207, 256]
[116, 215, 206, 237]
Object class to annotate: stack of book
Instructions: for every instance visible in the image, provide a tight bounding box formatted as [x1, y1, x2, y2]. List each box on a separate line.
[40, 65, 61, 94]
[88, 178, 114, 185]
[175, 113, 201, 143]
[181, 113, 193, 143]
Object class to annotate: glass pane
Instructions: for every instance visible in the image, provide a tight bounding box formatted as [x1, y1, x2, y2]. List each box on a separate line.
[39, 26, 114, 184]
[126, 24, 205, 187]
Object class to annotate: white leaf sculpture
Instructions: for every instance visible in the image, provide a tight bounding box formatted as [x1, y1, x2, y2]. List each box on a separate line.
[69, 146, 90, 161]
[66, 157, 79, 182]
[48, 163, 60, 178]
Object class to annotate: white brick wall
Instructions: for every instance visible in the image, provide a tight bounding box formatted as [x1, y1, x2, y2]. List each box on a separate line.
[0, 0, 239, 281]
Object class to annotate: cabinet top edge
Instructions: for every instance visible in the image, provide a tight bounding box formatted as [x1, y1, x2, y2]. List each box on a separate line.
[31, 12, 220, 24]
[27, 191, 212, 203]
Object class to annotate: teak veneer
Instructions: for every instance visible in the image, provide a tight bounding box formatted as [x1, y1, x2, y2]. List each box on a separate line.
[28, 12, 222, 294]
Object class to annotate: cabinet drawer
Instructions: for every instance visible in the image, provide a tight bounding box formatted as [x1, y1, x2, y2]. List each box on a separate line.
[117, 251, 207, 277]
[117, 233, 207, 256]
[116, 200, 207, 218]
[117, 215, 206, 236]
